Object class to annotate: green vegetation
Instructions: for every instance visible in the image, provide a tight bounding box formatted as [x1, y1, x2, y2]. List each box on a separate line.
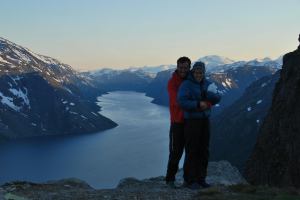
[193, 184, 300, 200]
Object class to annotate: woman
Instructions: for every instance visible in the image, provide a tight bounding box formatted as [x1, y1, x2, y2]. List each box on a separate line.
[177, 61, 221, 189]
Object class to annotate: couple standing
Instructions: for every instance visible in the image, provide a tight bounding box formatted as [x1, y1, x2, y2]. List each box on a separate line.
[165, 56, 221, 190]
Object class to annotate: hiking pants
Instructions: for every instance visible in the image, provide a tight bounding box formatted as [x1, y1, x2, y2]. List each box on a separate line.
[183, 118, 210, 184]
[165, 122, 185, 182]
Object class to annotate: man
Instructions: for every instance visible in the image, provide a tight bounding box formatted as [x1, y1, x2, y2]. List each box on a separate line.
[165, 56, 191, 187]
[177, 62, 221, 189]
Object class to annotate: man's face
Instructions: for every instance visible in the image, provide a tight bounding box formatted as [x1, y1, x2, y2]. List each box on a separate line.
[177, 62, 190, 78]
[193, 69, 204, 82]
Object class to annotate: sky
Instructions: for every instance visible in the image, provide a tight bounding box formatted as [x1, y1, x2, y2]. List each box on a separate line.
[0, 0, 299, 70]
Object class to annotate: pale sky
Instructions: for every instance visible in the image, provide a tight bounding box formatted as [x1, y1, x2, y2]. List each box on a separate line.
[0, 0, 299, 70]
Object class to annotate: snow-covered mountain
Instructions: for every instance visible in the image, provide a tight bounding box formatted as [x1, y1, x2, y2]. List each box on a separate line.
[145, 64, 278, 116]
[196, 55, 235, 71]
[88, 55, 282, 79]
[81, 55, 281, 112]
[0, 37, 116, 140]
[196, 55, 282, 73]
[128, 64, 176, 77]
[82, 68, 153, 92]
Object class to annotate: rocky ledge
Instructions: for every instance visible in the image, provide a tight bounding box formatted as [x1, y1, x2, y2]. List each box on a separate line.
[1, 161, 299, 200]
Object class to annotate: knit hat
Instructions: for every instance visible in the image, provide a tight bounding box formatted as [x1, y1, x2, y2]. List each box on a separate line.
[192, 61, 205, 73]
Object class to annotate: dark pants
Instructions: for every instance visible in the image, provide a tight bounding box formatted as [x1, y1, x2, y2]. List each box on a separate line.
[183, 118, 210, 184]
[165, 122, 185, 182]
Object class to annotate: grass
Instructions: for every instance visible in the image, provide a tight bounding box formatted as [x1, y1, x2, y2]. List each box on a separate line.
[192, 184, 300, 200]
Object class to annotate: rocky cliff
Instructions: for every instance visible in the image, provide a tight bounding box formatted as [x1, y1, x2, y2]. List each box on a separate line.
[244, 35, 300, 187]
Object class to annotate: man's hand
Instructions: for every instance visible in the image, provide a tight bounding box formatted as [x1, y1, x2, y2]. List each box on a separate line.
[199, 101, 209, 110]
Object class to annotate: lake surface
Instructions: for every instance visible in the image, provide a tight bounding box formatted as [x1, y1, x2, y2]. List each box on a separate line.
[0, 91, 182, 189]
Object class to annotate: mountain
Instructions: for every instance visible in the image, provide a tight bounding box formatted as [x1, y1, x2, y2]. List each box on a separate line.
[209, 65, 278, 115]
[145, 64, 278, 116]
[145, 69, 173, 105]
[196, 55, 235, 72]
[82, 68, 153, 92]
[210, 71, 280, 171]
[128, 64, 176, 77]
[0, 37, 117, 139]
[244, 41, 300, 187]
[81, 55, 281, 106]
[196, 55, 282, 73]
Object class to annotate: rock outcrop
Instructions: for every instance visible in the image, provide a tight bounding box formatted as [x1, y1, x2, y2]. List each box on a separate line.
[244, 35, 300, 187]
[0, 161, 250, 200]
[1, 161, 300, 199]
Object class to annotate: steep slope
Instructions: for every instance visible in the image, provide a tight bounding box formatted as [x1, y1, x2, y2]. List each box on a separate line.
[244, 39, 300, 187]
[0, 37, 116, 139]
[210, 72, 280, 171]
[145, 69, 172, 105]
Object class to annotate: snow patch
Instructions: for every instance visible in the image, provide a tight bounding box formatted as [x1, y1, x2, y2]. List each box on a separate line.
[64, 87, 73, 94]
[261, 83, 267, 87]
[256, 100, 262, 104]
[9, 88, 30, 107]
[247, 107, 252, 112]
[12, 49, 31, 63]
[0, 91, 21, 111]
[0, 56, 11, 64]
[225, 78, 233, 88]
[80, 115, 88, 119]
[207, 83, 218, 93]
[91, 112, 98, 116]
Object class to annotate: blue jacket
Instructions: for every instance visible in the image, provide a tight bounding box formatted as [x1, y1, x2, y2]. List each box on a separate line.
[177, 74, 221, 119]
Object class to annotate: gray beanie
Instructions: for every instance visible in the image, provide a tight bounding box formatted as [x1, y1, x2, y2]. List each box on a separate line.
[192, 61, 205, 72]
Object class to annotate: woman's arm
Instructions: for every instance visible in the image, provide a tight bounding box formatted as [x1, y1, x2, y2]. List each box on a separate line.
[177, 82, 198, 111]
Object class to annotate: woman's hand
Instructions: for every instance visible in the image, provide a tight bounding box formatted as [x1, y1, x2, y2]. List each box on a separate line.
[199, 101, 209, 110]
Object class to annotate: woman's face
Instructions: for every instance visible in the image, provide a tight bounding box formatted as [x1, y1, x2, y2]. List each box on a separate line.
[193, 69, 204, 82]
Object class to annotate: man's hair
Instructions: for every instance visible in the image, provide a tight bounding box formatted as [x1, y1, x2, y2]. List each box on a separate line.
[177, 56, 191, 66]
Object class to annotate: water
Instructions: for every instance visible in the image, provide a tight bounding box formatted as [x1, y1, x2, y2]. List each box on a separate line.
[0, 91, 179, 189]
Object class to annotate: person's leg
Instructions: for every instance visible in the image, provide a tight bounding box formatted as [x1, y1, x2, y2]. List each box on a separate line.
[198, 118, 210, 186]
[183, 119, 201, 184]
[165, 122, 185, 183]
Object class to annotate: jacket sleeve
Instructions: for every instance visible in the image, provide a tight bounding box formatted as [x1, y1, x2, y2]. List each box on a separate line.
[206, 82, 221, 105]
[206, 91, 221, 105]
[167, 79, 179, 107]
[177, 81, 198, 111]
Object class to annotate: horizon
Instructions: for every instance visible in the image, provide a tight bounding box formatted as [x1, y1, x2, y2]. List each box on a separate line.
[0, 36, 284, 72]
[1, 0, 299, 70]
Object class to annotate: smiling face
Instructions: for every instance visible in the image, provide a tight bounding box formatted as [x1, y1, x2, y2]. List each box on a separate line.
[193, 68, 204, 82]
[177, 62, 190, 78]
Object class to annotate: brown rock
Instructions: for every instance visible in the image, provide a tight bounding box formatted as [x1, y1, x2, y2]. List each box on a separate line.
[244, 35, 300, 187]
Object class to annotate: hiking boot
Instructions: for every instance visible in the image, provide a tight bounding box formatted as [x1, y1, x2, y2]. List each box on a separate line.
[166, 181, 176, 188]
[181, 181, 189, 188]
[199, 180, 211, 188]
[187, 182, 201, 190]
